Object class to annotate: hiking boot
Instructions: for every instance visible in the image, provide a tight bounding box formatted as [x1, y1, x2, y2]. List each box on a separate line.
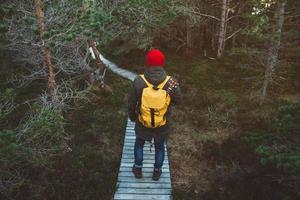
[132, 165, 142, 179]
[152, 168, 162, 181]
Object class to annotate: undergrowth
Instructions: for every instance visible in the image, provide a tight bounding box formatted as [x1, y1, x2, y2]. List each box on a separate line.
[0, 60, 130, 200]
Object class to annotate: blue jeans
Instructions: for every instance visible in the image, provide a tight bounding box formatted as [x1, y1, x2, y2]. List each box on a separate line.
[134, 137, 165, 169]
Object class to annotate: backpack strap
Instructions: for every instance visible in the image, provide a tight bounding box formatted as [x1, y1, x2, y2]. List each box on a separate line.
[140, 75, 153, 88]
[140, 74, 171, 89]
[158, 76, 171, 89]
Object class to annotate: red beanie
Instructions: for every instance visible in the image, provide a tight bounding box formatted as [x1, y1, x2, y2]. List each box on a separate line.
[146, 49, 165, 67]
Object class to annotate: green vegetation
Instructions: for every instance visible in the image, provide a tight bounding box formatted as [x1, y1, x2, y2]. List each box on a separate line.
[244, 101, 300, 173]
[1, 100, 67, 198]
[1, 0, 299, 199]
[0, 66, 129, 199]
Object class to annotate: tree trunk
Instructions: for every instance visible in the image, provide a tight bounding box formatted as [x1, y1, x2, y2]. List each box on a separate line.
[260, 0, 286, 102]
[217, 0, 228, 59]
[186, 18, 193, 56]
[34, 0, 58, 103]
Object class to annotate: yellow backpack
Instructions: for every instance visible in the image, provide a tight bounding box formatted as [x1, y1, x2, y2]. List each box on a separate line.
[138, 75, 171, 128]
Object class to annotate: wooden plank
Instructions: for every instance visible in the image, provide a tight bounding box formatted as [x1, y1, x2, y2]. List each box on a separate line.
[120, 163, 169, 169]
[120, 153, 169, 159]
[114, 194, 171, 200]
[122, 143, 168, 149]
[119, 178, 171, 182]
[123, 144, 166, 148]
[123, 142, 158, 146]
[124, 136, 135, 139]
[120, 154, 169, 162]
[123, 146, 167, 151]
[124, 132, 134, 134]
[122, 148, 167, 152]
[118, 171, 170, 178]
[124, 134, 135, 137]
[121, 154, 154, 159]
[123, 139, 136, 142]
[124, 138, 136, 141]
[116, 188, 172, 195]
[124, 137, 136, 140]
[116, 182, 171, 189]
[125, 131, 135, 134]
[122, 142, 136, 145]
[124, 140, 168, 146]
[124, 145, 157, 149]
[125, 136, 138, 139]
[121, 148, 156, 153]
[120, 156, 169, 163]
[124, 133, 135, 136]
[121, 158, 169, 163]
[122, 150, 155, 155]
[122, 144, 169, 152]
[119, 167, 170, 173]
[124, 138, 136, 142]
[123, 142, 158, 145]
[121, 159, 168, 166]
[121, 158, 155, 163]
[121, 150, 168, 156]
[118, 177, 171, 183]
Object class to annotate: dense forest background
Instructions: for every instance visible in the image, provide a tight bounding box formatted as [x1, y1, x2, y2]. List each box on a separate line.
[1, 0, 299, 199]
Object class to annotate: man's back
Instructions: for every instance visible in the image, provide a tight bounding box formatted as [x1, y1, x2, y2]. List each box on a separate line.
[128, 67, 181, 140]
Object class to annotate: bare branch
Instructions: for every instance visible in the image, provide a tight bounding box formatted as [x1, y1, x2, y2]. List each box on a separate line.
[226, 14, 241, 22]
[225, 28, 242, 41]
[188, 10, 220, 21]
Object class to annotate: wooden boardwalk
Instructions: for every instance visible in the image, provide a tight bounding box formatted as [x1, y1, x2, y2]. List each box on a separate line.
[114, 119, 172, 200]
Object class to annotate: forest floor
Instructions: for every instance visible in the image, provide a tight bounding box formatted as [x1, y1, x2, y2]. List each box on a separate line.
[1, 51, 299, 200]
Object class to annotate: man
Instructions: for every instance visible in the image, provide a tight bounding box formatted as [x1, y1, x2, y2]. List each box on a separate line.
[128, 49, 182, 181]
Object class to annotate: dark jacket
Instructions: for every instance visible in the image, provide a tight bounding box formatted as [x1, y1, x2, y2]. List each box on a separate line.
[128, 67, 182, 141]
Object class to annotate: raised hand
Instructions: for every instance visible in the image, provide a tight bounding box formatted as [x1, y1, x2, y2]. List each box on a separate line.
[166, 77, 179, 95]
